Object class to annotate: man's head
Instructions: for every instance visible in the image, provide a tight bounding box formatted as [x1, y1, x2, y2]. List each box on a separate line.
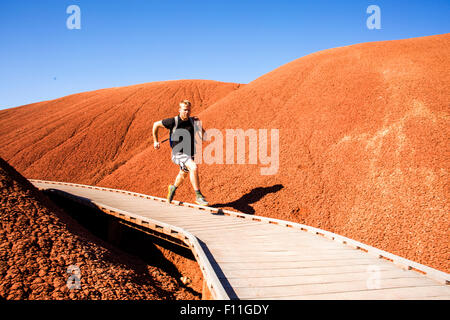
[179, 100, 191, 120]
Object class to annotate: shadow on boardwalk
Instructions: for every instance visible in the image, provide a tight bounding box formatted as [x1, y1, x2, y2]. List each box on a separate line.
[211, 184, 284, 215]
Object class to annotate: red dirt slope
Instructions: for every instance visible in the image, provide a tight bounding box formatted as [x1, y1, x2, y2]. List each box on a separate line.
[0, 80, 242, 184]
[0, 157, 200, 299]
[0, 34, 448, 273]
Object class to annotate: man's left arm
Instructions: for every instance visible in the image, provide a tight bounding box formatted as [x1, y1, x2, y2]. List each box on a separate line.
[192, 116, 207, 141]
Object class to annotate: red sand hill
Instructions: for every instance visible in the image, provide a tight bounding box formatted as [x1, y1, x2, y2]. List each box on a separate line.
[0, 157, 201, 299]
[0, 80, 241, 184]
[0, 34, 449, 273]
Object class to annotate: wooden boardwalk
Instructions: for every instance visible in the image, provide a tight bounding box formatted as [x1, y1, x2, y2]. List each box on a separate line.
[31, 180, 450, 300]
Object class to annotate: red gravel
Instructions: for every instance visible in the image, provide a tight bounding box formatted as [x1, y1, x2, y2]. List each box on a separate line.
[0, 157, 201, 300]
[0, 34, 448, 274]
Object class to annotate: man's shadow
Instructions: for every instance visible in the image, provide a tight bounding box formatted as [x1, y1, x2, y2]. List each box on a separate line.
[211, 184, 284, 215]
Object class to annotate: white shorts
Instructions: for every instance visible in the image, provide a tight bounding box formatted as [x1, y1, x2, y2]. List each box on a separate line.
[171, 152, 194, 173]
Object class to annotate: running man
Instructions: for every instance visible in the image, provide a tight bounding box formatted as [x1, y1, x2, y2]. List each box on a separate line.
[152, 99, 209, 205]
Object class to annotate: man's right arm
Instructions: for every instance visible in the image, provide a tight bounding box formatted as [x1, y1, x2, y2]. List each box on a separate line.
[152, 120, 164, 149]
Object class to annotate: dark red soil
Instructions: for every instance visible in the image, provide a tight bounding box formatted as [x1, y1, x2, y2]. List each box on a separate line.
[0, 157, 202, 300]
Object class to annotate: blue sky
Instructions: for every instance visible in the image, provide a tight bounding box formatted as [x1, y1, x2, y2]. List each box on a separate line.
[0, 0, 449, 109]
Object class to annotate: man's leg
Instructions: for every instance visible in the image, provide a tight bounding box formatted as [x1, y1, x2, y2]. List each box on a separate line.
[185, 159, 208, 205]
[185, 159, 200, 191]
[167, 170, 187, 203]
[174, 169, 188, 187]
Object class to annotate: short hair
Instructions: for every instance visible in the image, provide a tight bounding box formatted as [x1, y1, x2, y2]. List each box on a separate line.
[179, 100, 191, 108]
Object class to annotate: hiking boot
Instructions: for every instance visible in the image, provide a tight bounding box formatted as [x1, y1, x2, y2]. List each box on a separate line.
[167, 185, 176, 203]
[195, 195, 209, 206]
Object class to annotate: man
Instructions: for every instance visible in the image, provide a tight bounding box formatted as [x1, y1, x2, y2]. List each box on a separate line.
[152, 100, 209, 206]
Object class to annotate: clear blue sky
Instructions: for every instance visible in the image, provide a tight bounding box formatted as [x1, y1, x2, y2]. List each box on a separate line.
[0, 0, 449, 109]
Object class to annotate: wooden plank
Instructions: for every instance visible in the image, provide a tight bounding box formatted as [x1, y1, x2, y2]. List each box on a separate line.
[233, 277, 442, 299]
[231, 232, 344, 244]
[206, 250, 360, 260]
[200, 228, 334, 238]
[203, 247, 357, 257]
[204, 238, 341, 248]
[202, 241, 353, 250]
[191, 226, 320, 236]
[201, 242, 346, 253]
[138, 214, 229, 224]
[203, 240, 351, 248]
[424, 296, 450, 300]
[162, 220, 250, 229]
[226, 269, 428, 288]
[204, 246, 352, 255]
[170, 220, 257, 229]
[253, 285, 450, 300]
[209, 252, 380, 263]
[182, 225, 260, 234]
[133, 209, 223, 218]
[220, 264, 401, 278]
[190, 227, 299, 235]
[208, 244, 368, 255]
[218, 258, 384, 270]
